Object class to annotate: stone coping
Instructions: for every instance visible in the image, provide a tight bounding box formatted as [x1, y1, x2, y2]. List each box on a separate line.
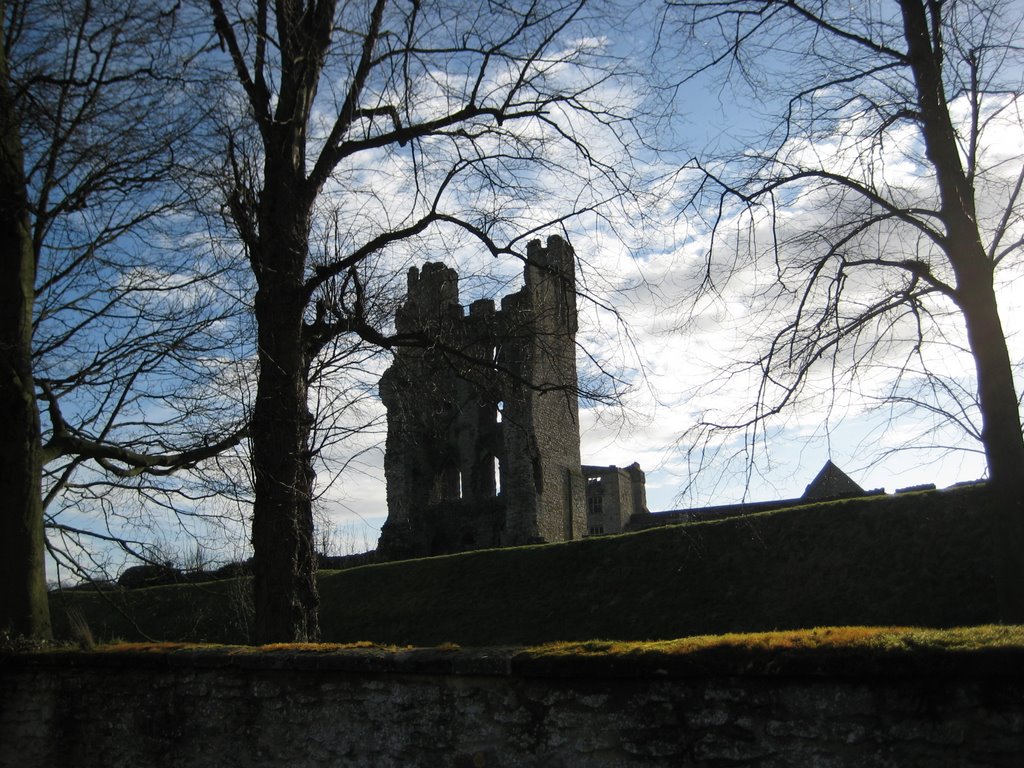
[4, 630, 1024, 680]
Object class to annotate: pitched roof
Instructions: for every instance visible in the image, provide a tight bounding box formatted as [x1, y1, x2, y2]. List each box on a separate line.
[802, 460, 865, 501]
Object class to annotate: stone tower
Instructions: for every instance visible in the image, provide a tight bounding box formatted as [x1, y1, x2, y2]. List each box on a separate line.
[377, 236, 585, 559]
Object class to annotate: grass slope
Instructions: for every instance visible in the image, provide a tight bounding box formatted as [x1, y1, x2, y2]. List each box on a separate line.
[50, 577, 252, 645]
[52, 484, 1000, 646]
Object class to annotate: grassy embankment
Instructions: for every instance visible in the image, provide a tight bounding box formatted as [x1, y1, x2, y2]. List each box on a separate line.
[50, 483, 1001, 647]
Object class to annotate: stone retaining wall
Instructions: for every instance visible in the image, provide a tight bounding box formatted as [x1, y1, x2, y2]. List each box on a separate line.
[1, 646, 1022, 767]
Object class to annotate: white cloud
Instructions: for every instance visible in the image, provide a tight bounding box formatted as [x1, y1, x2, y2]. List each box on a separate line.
[278, 17, 1024, 542]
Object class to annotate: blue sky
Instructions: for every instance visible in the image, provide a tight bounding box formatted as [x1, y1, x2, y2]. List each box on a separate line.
[315, 0, 1024, 547]
[31, 0, 1024, 575]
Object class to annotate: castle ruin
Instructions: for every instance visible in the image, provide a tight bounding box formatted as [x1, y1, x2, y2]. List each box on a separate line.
[377, 236, 591, 559]
[583, 463, 649, 536]
[373, 238, 899, 558]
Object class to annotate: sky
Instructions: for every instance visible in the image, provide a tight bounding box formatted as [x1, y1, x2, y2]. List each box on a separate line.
[310, 0, 1024, 553]
[32, 1, 1024, 576]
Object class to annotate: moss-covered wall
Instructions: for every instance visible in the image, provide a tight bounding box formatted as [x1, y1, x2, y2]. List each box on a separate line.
[2, 645, 1023, 767]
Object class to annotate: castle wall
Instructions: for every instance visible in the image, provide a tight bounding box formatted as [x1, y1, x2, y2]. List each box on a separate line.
[378, 236, 584, 558]
[583, 463, 648, 535]
[627, 462, 648, 517]
[500, 238, 584, 545]
[378, 262, 466, 533]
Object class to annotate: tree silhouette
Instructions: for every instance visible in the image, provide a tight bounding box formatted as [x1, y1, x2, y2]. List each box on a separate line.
[1, 0, 246, 639]
[665, 0, 1024, 616]
[207, 0, 639, 641]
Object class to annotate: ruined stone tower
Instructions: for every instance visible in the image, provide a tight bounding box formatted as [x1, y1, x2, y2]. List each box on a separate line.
[377, 236, 585, 559]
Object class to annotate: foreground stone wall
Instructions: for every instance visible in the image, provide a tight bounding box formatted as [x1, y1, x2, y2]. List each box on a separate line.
[2, 646, 1023, 767]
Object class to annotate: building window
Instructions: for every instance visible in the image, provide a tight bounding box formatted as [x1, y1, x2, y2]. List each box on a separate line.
[587, 493, 603, 517]
[588, 525, 604, 536]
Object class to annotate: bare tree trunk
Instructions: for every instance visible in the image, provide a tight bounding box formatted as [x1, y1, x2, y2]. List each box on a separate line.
[955, 256, 1024, 486]
[957, 257, 1024, 621]
[901, 0, 1024, 618]
[0, 26, 51, 640]
[209, 0, 334, 644]
[209, 0, 627, 641]
[249, 179, 320, 643]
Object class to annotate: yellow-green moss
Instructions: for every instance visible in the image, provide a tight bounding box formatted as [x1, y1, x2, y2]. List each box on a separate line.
[42, 625, 1018, 662]
[524, 625, 1024, 661]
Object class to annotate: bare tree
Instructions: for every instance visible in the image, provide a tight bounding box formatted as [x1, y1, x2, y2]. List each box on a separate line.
[0, 0, 249, 640]
[663, 0, 1024, 615]
[0, 0, 48, 640]
[206, 0, 640, 641]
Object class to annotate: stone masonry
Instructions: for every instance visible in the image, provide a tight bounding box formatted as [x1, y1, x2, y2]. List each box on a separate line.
[3, 646, 1023, 768]
[377, 236, 586, 558]
[583, 462, 649, 535]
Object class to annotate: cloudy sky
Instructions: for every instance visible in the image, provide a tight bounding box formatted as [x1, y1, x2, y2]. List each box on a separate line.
[315, 0, 1024, 551]
[38, 1, 1023, 574]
